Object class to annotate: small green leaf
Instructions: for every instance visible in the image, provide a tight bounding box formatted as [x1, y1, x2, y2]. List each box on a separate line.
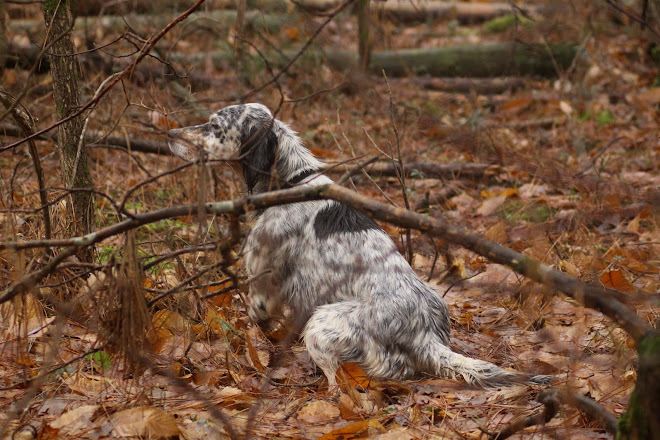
[596, 109, 615, 125]
[86, 351, 112, 371]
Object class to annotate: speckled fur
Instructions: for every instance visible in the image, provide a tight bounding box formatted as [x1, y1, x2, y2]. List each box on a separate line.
[168, 104, 551, 389]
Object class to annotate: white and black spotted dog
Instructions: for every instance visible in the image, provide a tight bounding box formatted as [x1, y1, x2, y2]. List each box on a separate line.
[168, 103, 551, 389]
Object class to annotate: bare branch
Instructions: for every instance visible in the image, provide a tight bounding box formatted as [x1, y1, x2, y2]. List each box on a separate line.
[491, 389, 618, 439]
[1, 0, 207, 153]
[1, 183, 650, 345]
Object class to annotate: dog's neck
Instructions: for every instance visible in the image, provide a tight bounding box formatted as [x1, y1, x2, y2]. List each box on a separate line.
[248, 119, 326, 194]
[274, 120, 325, 181]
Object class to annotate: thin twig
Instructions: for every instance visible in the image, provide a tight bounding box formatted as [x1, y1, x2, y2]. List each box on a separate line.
[1, 0, 208, 153]
[383, 71, 413, 264]
[0, 90, 52, 241]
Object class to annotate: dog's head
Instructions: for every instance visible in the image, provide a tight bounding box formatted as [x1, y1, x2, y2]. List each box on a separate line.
[168, 103, 279, 192]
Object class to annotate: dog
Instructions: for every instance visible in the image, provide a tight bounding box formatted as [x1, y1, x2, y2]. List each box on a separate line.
[167, 103, 552, 389]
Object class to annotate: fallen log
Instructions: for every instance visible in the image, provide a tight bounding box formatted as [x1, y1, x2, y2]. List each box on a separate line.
[325, 42, 582, 77]
[364, 161, 501, 179]
[8, 9, 287, 35]
[373, 1, 529, 24]
[2, 123, 498, 182]
[7, 38, 580, 79]
[411, 77, 527, 94]
[296, 0, 532, 23]
[170, 42, 581, 78]
[0, 123, 172, 156]
[52, 0, 528, 24]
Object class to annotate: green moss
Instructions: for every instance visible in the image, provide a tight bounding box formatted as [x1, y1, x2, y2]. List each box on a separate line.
[497, 200, 552, 223]
[638, 332, 660, 356]
[97, 245, 116, 263]
[42, 0, 68, 14]
[483, 14, 533, 34]
[650, 45, 660, 65]
[616, 333, 660, 439]
[596, 109, 615, 125]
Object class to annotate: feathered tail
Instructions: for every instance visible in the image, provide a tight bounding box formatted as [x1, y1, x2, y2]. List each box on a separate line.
[429, 341, 552, 388]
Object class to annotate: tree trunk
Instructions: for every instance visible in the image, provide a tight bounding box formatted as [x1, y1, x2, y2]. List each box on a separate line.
[0, 0, 6, 75]
[42, 0, 94, 263]
[356, 0, 370, 73]
[617, 332, 660, 440]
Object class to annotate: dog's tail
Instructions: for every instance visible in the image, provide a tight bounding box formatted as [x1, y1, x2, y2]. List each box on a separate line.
[429, 341, 552, 388]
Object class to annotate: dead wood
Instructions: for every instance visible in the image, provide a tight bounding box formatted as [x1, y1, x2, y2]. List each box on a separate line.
[0, 91, 52, 241]
[6, 42, 582, 79]
[491, 389, 618, 439]
[1, 123, 172, 156]
[348, 42, 583, 78]
[297, 0, 529, 23]
[8, 9, 286, 35]
[365, 161, 501, 179]
[413, 77, 527, 94]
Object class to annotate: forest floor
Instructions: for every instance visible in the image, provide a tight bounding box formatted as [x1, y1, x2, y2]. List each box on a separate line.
[1, 1, 659, 439]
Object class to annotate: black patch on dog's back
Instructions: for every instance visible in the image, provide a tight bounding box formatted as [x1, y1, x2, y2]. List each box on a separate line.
[314, 203, 380, 240]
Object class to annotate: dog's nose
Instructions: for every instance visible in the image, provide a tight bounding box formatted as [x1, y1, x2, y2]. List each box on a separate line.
[167, 128, 180, 137]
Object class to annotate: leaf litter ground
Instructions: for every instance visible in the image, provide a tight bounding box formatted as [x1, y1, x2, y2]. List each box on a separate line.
[0, 1, 659, 439]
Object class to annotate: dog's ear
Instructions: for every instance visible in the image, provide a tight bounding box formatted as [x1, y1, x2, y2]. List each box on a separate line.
[240, 123, 278, 193]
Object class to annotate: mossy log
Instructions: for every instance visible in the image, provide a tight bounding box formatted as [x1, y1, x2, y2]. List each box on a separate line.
[7, 41, 581, 79]
[324, 42, 582, 78]
[9, 9, 287, 35]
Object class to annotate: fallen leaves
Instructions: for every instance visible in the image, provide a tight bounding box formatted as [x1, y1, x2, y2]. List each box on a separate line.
[297, 400, 340, 424]
[318, 418, 386, 439]
[600, 269, 635, 293]
[108, 406, 180, 439]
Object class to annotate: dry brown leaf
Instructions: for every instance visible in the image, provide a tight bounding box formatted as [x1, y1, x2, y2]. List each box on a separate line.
[338, 388, 383, 419]
[109, 406, 180, 438]
[209, 290, 233, 309]
[447, 192, 477, 213]
[296, 401, 340, 424]
[0, 294, 51, 339]
[48, 405, 100, 436]
[483, 221, 507, 243]
[626, 213, 642, 234]
[206, 307, 230, 337]
[64, 372, 116, 395]
[629, 87, 660, 106]
[499, 188, 519, 198]
[214, 386, 254, 409]
[283, 26, 300, 40]
[337, 362, 371, 389]
[476, 195, 507, 217]
[500, 97, 533, 112]
[448, 258, 468, 279]
[153, 309, 188, 333]
[600, 269, 635, 293]
[245, 332, 267, 372]
[317, 418, 385, 440]
[558, 260, 581, 278]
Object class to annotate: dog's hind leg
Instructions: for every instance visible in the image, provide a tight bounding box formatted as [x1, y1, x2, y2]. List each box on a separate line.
[303, 301, 412, 390]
